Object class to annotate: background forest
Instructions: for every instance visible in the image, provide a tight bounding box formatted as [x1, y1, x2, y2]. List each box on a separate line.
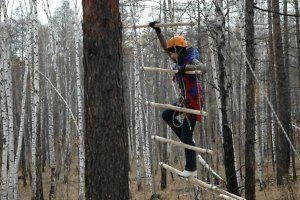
[0, 0, 299, 199]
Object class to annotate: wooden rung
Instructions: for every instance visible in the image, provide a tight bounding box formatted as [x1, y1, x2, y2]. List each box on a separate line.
[145, 101, 208, 116]
[219, 194, 236, 200]
[159, 162, 245, 200]
[159, 162, 217, 190]
[197, 155, 224, 181]
[124, 21, 197, 29]
[292, 124, 300, 130]
[218, 191, 245, 200]
[152, 135, 213, 154]
[140, 66, 202, 74]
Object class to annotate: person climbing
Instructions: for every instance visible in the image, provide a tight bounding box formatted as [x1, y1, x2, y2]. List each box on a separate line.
[149, 21, 206, 178]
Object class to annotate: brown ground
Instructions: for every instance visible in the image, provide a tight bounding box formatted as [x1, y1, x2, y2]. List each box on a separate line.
[18, 158, 299, 200]
[129, 160, 300, 200]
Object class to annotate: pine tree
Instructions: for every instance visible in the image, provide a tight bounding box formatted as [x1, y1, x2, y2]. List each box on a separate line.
[83, 1, 129, 199]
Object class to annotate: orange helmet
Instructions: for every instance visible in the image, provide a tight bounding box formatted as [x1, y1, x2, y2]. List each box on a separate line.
[166, 35, 188, 50]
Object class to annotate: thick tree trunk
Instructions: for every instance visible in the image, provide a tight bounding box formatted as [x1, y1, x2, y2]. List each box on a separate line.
[245, 0, 256, 199]
[83, 1, 129, 199]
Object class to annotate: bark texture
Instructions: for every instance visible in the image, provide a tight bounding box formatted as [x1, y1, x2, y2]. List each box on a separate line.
[245, 0, 256, 199]
[83, 0, 129, 199]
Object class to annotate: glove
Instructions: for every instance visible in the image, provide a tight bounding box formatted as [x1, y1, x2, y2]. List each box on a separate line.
[149, 21, 161, 35]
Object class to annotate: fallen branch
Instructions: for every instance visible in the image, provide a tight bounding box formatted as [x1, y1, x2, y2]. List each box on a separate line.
[125, 21, 197, 29]
[152, 135, 213, 154]
[145, 101, 208, 116]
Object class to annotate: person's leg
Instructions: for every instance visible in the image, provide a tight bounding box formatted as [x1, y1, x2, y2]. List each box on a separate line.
[180, 114, 197, 172]
[161, 106, 182, 139]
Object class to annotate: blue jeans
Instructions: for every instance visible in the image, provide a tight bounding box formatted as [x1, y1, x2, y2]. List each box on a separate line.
[161, 103, 197, 171]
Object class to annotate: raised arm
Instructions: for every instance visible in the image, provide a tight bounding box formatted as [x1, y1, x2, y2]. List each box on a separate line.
[149, 22, 171, 57]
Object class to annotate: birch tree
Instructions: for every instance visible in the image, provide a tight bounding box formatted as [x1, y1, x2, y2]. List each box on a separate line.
[0, 0, 15, 199]
[213, 1, 239, 195]
[13, 24, 30, 199]
[0, 2, 9, 198]
[74, 5, 85, 199]
[30, 0, 40, 197]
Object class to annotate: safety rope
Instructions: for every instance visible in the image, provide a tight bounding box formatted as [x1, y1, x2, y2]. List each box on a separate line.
[234, 34, 300, 160]
[169, 46, 193, 130]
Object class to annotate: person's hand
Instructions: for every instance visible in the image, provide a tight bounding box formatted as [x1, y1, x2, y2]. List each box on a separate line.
[149, 21, 161, 35]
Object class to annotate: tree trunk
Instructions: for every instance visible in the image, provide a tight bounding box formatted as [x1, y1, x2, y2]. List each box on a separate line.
[133, 45, 143, 191]
[36, 110, 44, 200]
[0, 16, 9, 198]
[245, 0, 256, 199]
[0, 1, 15, 199]
[47, 79, 57, 200]
[83, 1, 129, 199]
[74, 16, 85, 200]
[13, 41, 29, 199]
[293, 0, 300, 182]
[255, 85, 266, 190]
[283, 0, 296, 182]
[272, 0, 292, 186]
[267, 0, 277, 172]
[214, 1, 239, 195]
[31, 0, 40, 197]
[161, 0, 168, 190]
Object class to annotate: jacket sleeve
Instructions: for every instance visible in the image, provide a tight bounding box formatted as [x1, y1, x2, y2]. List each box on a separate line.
[185, 59, 207, 74]
[157, 33, 173, 58]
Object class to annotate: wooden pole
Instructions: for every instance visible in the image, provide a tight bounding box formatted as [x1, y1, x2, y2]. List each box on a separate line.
[140, 66, 203, 74]
[159, 163, 246, 200]
[145, 101, 208, 116]
[124, 21, 197, 29]
[152, 135, 213, 154]
[197, 155, 224, 180]
[292, 124, 300, 130]
[219, 194, 237, 200]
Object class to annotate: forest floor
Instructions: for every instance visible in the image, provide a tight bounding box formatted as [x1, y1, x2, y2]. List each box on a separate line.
[18, 158, 299, 200]
[130, 159, 300, 200]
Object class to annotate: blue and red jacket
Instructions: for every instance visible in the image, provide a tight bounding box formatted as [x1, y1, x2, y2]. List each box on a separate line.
[173, 47, 204, 121]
